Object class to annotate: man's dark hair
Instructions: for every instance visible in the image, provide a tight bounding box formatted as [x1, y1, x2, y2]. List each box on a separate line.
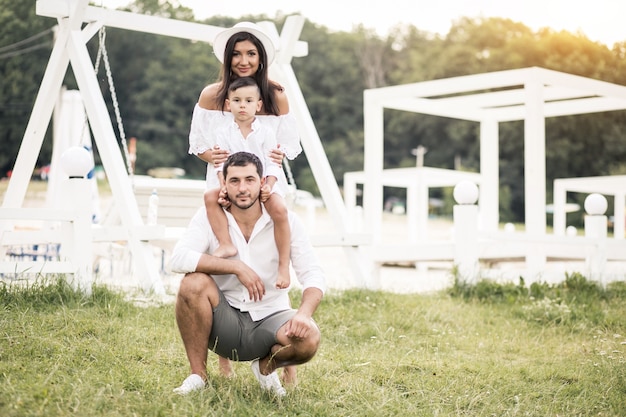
[223, 151, 264, 179]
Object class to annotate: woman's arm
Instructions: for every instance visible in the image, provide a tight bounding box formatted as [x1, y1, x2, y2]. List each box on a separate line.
[189, 83, 227, 163]
[274, 84, 290, 115]
[198, 83, 221, 110]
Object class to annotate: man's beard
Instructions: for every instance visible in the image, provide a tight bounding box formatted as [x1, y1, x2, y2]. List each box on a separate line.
[229, 190, 260, 210]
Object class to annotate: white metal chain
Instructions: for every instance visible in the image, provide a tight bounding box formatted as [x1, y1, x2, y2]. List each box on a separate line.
[282, 158, 298, 206]
[94, 27, 134, 178]
[283, 158, 296, 188]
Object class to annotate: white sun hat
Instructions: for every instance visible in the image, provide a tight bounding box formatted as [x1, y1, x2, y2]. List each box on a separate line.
[213, 22, 277, 65]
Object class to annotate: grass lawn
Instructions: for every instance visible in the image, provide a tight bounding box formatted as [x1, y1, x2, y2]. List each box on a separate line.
[1, 275, 625, 416]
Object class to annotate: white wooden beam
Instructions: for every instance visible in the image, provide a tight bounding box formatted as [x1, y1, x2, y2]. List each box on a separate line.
[65, 25, 164, 294]
[479, 119, 499, 232]
[269, 16, 370, 285]
[36, 1, 308, 55]
[382, 97, 484, 121]
[2, 25, 71, 210]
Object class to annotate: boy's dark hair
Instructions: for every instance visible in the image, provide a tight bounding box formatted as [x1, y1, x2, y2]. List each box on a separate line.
[223, 151, 264, 179]
[229, 76, 259, 95]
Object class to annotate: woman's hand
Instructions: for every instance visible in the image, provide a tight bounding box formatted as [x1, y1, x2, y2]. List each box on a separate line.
[269, 145, 284, 166]
[211, 145, 230, 167]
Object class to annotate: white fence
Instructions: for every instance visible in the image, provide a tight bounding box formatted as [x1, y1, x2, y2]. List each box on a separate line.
[358, 188, 626, 289]
[2, 174, 625, 293]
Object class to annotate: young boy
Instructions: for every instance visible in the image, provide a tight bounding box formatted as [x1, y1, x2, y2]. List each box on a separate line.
[205, 76, 291, 289]
[203, 77, 296, 381]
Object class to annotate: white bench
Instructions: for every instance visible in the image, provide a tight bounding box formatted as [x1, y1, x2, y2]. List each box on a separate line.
[132, 175, 205, 238]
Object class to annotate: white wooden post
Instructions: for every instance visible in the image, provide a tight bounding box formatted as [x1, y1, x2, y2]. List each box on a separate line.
[553, 179, 567, 236]
[584, 193, 608, 285]
[479, 119, 499, 232]
[65, 176, 93, 293]
[524, 73, 547, 276]
[58, 145, 95, 293]
[453, 181, 480, 284]
[614, 192, 625, 240]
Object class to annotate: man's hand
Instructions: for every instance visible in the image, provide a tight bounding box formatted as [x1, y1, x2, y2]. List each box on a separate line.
[211, 145, 230, 167]
[235, 260, 266, 301]
[284, 312, 314, 339]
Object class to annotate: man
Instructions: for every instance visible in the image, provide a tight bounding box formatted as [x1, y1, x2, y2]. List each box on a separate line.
[170, 151, 325, 396]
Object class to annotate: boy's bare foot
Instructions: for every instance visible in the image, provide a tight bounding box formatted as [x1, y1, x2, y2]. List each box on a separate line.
[281, 365, 298, 386]
[218, 356, 234, 378]
[213, 243, 238, 259]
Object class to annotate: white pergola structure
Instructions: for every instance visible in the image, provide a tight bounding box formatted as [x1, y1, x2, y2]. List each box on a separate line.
[362, 67, 626, 269]
[1, 0, 368, 292]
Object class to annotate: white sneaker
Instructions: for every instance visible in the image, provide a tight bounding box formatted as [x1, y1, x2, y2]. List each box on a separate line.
[173, 374, 205, 395]
[250, 360, 287, 397]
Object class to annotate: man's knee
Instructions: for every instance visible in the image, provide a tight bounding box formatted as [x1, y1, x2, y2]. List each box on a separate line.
[177, 272, 219, 305]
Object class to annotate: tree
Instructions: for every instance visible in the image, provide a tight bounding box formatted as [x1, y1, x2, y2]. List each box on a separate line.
[291, 24, 369, 186]
[0, 0, 55, 177]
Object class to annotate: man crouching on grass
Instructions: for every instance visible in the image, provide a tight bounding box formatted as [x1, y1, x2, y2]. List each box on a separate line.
[169, 151, 325, 396]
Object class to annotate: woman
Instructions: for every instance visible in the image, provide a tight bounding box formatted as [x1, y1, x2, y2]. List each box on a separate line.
[189, 22, 301, 171]
[187, 21, 300, 387]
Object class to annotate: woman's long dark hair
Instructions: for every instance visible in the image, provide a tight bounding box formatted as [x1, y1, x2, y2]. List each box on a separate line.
[216, 32, 281, 116]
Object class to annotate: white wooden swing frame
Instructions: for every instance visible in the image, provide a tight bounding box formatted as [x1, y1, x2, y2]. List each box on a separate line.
[1, 0, 370, 293]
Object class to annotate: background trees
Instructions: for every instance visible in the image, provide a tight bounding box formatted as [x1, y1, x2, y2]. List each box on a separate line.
[2, 0, 626, 224]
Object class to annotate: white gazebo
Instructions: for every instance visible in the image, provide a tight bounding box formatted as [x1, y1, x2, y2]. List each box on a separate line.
[361, 67, 626, 270]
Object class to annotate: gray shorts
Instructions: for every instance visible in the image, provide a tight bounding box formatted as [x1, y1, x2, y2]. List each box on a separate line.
[209, 289, 296, 361]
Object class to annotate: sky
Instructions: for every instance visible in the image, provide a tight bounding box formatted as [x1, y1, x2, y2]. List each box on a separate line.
[99, 0, 626, 46]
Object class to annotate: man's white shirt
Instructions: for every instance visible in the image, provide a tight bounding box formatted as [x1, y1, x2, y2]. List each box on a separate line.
[170, 206, 326, 321]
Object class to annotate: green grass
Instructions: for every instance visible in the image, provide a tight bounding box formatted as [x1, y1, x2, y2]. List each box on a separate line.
[1, 275, 625, 416]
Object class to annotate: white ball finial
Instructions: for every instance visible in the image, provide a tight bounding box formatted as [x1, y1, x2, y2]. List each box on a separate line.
[504, 222, 515, 233]
[584, 193, 608, 215]
[60, 146, 93, 178]
[453, 180, 479, 205]
[566, 225, 578, 236]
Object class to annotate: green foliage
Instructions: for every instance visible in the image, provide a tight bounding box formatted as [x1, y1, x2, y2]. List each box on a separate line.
[0, 275, 122, 311]
[450, 271, 626, 329]
[449, 274, 529, 303]
[0, 0, 55, 177]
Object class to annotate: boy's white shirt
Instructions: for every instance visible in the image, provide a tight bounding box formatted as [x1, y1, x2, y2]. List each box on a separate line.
[209, 118, 287, 195]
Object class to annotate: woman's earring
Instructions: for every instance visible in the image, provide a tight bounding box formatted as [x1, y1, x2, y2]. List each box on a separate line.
[259, 63, 264, 70]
